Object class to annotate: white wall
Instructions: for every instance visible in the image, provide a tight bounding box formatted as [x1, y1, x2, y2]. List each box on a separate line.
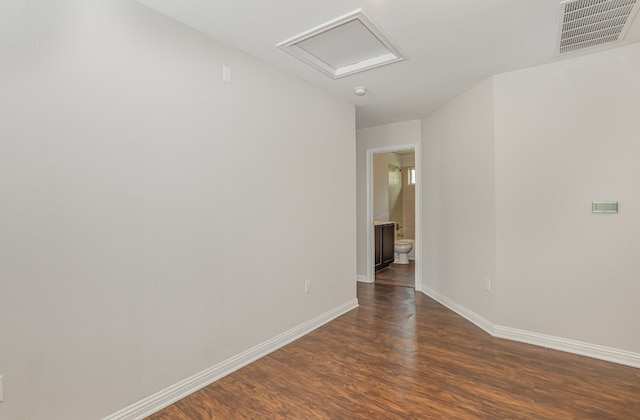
[420, 41, 640, 357]
[400, 154, 415, 167]
[421, 79, 496, 320]
[355, 120, 421, 277]
[494, 42, 640, 352]
[0, 1, 356, 419]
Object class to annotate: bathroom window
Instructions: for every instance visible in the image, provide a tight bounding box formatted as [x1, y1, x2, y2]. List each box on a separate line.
[408, 167, 416, 185]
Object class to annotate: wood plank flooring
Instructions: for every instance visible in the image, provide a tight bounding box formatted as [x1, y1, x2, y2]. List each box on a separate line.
[147, 281, 640, 419]
[375, 260, 415, 288]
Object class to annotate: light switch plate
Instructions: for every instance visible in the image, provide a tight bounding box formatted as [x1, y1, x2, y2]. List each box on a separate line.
[222, 65, 232, 83]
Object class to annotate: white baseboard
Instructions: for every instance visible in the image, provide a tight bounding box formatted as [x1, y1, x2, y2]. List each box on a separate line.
[421, 286, 495, 336]
[493, 325, 640, 368]
[421, 287, 640, 369]
[357, 274, 372, 283]
[103, 298, 359, 420]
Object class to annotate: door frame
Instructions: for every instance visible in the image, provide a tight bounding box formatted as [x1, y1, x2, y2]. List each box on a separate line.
[366, 143, 421, 290]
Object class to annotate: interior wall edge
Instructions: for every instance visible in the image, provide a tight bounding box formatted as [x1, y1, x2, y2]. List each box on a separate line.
[421, 287, 495, 336]
[356, 274, 373, 283]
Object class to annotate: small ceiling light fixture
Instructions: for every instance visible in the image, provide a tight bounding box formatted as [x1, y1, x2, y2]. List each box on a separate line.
[354, 86, 367, 96]
[277, 9, 406, 79]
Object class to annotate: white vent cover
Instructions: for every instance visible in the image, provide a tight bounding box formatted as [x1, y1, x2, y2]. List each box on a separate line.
[277, 9, 405, 79]
[558, 0, 640, 55]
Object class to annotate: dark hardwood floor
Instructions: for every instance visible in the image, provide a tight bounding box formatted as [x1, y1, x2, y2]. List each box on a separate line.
[375, 260, 415, 288]
[148, 281, 640, 419]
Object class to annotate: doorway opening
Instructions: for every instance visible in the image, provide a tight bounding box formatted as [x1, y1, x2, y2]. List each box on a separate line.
[366, 144, 421, 290]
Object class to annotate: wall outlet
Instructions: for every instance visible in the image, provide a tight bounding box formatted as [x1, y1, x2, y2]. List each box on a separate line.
[485, 278, 492, 292]
[304, 280, 311, 294]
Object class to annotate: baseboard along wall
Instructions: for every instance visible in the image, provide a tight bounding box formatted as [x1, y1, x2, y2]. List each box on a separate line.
[107, 285, 639, 420]
[103, 298, 359, 420]
[421, 286, 640, 369]
[356, 274, 372, 283]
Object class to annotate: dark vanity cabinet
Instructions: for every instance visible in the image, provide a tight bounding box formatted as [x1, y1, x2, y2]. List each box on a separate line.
[375, 222, 395, 271]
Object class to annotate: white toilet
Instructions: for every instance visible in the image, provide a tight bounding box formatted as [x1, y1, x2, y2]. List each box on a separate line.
[394, 240, 413, 264]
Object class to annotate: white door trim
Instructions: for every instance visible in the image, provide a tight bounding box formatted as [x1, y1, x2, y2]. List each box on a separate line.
[366, 143, 421, 290]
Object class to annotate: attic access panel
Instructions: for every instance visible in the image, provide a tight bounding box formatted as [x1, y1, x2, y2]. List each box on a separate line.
[277, 9, 405, 79]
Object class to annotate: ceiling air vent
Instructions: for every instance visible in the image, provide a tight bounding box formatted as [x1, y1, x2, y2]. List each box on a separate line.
[558, 0, 640, 55]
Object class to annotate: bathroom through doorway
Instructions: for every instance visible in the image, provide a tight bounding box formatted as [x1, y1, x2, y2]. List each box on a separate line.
[366, 144, 421, 289]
